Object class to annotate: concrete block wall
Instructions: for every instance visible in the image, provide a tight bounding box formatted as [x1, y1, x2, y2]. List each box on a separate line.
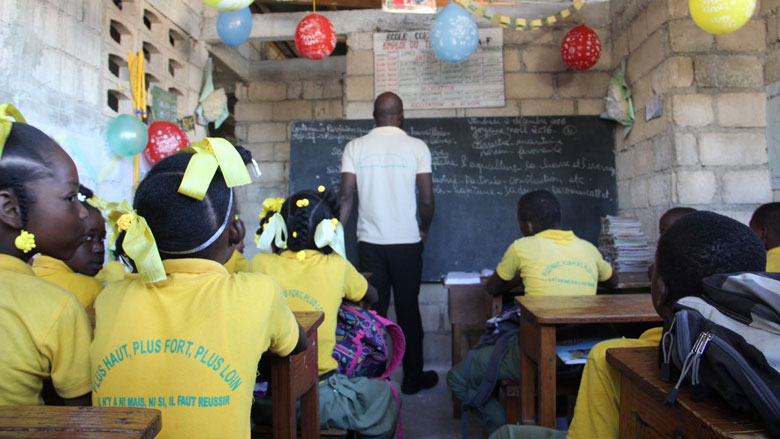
[232, 78, 344, 255]
[0, 0, 212, 203]
[763, 0, 780, 201]
[611, 0, 771, 242]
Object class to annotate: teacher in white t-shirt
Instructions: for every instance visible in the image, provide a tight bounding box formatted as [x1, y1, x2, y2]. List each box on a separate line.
[339, 92, 437, 395]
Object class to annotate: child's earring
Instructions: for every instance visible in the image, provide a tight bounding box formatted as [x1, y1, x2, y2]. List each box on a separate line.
[14, 230, 36, 253]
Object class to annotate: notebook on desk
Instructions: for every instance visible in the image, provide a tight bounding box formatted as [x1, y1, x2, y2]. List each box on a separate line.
[556, 338, 605, 364]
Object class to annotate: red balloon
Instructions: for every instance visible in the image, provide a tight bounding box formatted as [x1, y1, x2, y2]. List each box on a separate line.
[561, 24, 602, 71]
[143, 121, 189, 165]
[294, 14, 337, 60]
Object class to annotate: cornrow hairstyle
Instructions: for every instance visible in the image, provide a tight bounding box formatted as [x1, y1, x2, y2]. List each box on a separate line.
[78, 184, 99, 212]
[517, 189, 561, 231]
[281, 187, 340, 254]
[656, 211, 765, 305]
[751, 202, 780, 238]
[133, 152, 233, 260]
[0, 123, 59, 229]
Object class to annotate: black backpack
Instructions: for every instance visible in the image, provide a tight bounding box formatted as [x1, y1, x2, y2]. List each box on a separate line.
[659, 272, 780, 438]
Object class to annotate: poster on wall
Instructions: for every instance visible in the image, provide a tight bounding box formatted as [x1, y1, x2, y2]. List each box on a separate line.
[373, 28, 504, 109]
[151, 85, 179, 123]
[382, 0, 437, 14]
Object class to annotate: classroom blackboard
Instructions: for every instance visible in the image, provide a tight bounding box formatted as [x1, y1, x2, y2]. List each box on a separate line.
[289, 116, 617, 282]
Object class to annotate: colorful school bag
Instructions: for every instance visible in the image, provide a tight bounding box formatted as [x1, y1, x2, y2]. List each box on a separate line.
[660, 272, 780, 438]
[332, 303, 405, 379]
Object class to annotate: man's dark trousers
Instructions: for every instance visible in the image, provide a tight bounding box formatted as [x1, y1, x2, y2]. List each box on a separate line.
[358, 241, 424, 378]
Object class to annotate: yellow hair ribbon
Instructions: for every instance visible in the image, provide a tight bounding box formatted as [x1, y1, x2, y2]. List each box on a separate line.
[178, 137, 252, 201]
[260, 197, 285, 219]
[0, 104, 27, 159]
[93, 198, 167, 283]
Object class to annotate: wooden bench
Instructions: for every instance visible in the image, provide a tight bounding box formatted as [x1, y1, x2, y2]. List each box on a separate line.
[607, 346, 770, 439]
[0, 406, 161, 438]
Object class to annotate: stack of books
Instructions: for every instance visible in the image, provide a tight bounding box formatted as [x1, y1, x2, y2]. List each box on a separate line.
[598, 215, 652, 284]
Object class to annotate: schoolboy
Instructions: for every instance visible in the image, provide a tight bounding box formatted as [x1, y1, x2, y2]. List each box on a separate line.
[488, 211, 766, 439]
[749, 202, 780, 272]
[447, 190, 613, 434]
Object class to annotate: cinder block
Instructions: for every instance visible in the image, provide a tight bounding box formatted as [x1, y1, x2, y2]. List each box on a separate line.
[717, 93, 766, 128]
[767, 50, 780, 84]
[321, 79, 342, 99]
[346, 49, 374, 76]
[272, 101, 313, 121]
[676, 170, 716, 204]
[273, 142, 290, 162]
[630, 178, 649, 209]
[628, 10, 648, 52]
[420, 304, 443, 332]
[234, 102, 272, 122]
[613, 32, 629, 66]
[722, 170, 772, 204]
[694, 55, 763, 88]
[698, 132, 767, 166]
[616, 149, 634, 181]
[313, 99, 343, 119]
[715, 20, 766, 51]
[633, 145, 655, 177]
[242, 142, 274, 161]
[760, 0, 780, 15]
[653, 134, 675, 171]
[249, 81, 287, 102]
[522, 46, 567, 72]
[404, 109, 458, 118]
[505, 73, 554, 99]
[465, 102, 520, 117]
[419, 283, 446, 305]
[652, 56, 694, 93]
[521, 99, 575, 116]
[287, 81, 303, 100]
[345, 101, 373, 119]
[631, 75, 654, 111]
[672, 94, 713, 127]
[557, 72, 610, 98]
[667, 0, 689, 18]
[646, 0, 669, 34]
[344, 75, 374, 101]
[256, 161, 286, 185]
[234, 83, 249, 101]
[626, 31, 665, 83]
[506, 27, 553, 45]
[503, 47, 521, 72]
[618, 180, 630, 210]
[669, 19, 714, 52]
[302, 80, 323, 100]
[577, 98, 605, 115]
[648, 173, 671, 206]
[248, 122, 288, 143]
[347, 32, 373, 50]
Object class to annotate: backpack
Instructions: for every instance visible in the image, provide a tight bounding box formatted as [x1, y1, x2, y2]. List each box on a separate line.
[659, 272, 780, 438]
[332, 303, 405, 379]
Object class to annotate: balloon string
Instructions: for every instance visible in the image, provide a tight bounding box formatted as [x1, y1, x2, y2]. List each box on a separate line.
[313, 0, 316, 12]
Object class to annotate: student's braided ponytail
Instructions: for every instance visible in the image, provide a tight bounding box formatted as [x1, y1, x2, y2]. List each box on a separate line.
[10, 177, 29, 229]
[282, 187, 340, 254]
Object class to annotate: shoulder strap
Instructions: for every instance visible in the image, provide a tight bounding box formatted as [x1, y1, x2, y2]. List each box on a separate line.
[463, 328, 518, 408]
[371, 312, 406, 380]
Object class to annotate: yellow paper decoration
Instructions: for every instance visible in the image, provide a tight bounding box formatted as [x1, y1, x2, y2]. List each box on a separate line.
[546, 15, 557, 25]
[456, 0, 585, 32]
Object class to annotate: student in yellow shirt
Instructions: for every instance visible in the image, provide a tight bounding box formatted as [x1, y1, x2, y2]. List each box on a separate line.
[89, 145, 307, 439]
[252, 188, 398, 438]
[488, 211, 766, 439]
[447, 190, 614, 434]
[0, 107, 92, 406]
[33, 185, 106, 308]
[223, 215, 249, 273]
[749, 202, 780, 272]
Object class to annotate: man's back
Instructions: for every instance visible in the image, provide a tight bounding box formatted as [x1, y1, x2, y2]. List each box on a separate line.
[341, 126, 431, 244]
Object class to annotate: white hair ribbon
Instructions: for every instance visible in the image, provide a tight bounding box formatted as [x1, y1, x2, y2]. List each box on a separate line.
[314, 218, 346, 259]
[256, 212, 287, 252]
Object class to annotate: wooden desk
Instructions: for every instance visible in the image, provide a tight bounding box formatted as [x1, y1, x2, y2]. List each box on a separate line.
[0, 406, 161, 438]
[269, 311, 324, 439]
[607, 347, 769, 439]
[516, 294, 662, 428]
[446, 282, 502, 417]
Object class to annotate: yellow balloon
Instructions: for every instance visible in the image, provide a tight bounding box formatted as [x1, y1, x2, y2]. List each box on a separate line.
[689, 0, 756, 34]
[203, 0, 253, 11]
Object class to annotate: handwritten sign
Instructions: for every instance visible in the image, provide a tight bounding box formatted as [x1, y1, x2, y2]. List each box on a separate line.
[151, 86, 178, 123]
[290, 116, 616, 280]
[373, 29, 504, 109]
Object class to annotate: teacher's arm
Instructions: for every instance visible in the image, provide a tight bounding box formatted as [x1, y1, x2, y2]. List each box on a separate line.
[416, 172, 435, 241]
[339, 172, 357, 224]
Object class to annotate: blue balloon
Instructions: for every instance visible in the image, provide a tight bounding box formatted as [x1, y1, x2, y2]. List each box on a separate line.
[217, 7, 252, 46]
[106, 114, 148, 157]
[430, 2, 479, 63]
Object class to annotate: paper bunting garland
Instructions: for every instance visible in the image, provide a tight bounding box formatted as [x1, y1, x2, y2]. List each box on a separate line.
[457, 0, 585, 31]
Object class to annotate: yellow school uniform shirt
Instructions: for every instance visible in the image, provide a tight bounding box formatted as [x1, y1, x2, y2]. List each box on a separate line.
[90, 259, 299, 439]
[32, 255, 104, 308]
[766, 247, 780, 272]
[567, 327, 662, 439]
[224, 250, 249, 274]
[0, 254, 92, 405]
[496, 229, 613, 296]
[250, 250, 367, 375]
[96, 260, 129, 284]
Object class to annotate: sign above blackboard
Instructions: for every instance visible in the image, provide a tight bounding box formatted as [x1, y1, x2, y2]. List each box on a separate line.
[290, 116, 617, 281]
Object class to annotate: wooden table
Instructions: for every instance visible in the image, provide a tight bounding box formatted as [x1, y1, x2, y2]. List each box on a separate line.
[516, 294, 662, 428]
[607, 347, 769, 439]
[0, 406, 161, 438]
[445, 282, 502, 417]
[269, 311, 324, 439]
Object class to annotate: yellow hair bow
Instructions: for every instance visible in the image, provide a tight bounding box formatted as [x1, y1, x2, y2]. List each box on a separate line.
[260, 197, 285, 219]
[0, 104, 27, 159]
[178, 137, 252, 201]
[90, 198, 166, 283]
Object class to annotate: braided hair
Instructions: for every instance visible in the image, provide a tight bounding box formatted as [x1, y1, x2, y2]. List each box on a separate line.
[0, 123, 58, 230]
[133, 152, 233, 260]
[281, 188, 340, 254]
